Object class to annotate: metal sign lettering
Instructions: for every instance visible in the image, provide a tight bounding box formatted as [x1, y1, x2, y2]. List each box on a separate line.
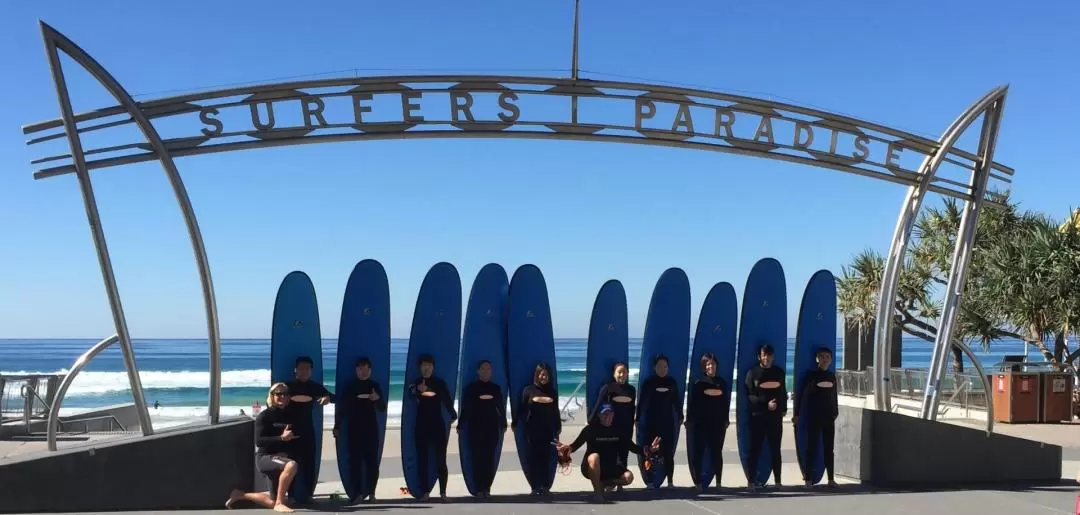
[23, 77, 1012, 203]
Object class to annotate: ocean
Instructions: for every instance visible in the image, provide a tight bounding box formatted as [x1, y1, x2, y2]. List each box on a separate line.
[0, 337, 1031, 429]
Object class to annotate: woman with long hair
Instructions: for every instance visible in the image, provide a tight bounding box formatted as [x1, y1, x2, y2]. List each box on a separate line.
[590, 361, 636, 481]
[638, 354, 682, 488]
[513, 362, 560, 495]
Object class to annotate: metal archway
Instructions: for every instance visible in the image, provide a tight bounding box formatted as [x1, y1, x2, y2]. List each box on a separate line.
[22, 20, 1010, 445]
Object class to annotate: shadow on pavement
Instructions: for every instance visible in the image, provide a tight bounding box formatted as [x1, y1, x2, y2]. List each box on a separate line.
[285, 479, 1079, 510]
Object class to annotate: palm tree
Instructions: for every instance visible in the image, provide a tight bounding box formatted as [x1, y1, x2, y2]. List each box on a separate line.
[837, 197, 1080, 382]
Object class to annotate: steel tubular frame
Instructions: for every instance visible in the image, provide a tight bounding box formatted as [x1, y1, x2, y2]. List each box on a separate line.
[922, 94, 1007, 420]
[872, 87, 1008, 414]
[23, 18, 1011, 444]
[46, 334, 120, 450]
[39, 21, 223, 429]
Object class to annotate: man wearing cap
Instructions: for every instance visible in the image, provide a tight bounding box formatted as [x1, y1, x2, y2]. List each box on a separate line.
[556, 403, 660, 503]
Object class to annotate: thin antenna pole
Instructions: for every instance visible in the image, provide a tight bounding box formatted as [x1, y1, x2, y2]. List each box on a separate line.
[571, 0, 580, 80]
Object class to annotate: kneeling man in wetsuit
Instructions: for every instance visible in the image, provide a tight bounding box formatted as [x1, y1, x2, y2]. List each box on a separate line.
[556, 403, 660, 503]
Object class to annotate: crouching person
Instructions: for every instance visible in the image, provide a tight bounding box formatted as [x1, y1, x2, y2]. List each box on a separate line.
[227, 383, 301, 513]
[556, 403, 660, 503]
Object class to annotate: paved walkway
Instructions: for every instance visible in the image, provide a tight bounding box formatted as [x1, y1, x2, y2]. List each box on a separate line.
[10, 410, 1079, 514]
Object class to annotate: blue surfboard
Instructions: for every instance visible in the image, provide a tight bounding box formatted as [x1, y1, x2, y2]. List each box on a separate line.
[401, 262, 462, 499]
[635, 267, 691, 488]
[686, 282, 738, 488]
[586, 280, 629, 417]
[458, 263, 510, 497]
[794, 270, 837, 485]
[736, 258, 788, 487]
[335, 259, 391, 502]
[270, 270, 323, 504]
[506, 264, 559, 492]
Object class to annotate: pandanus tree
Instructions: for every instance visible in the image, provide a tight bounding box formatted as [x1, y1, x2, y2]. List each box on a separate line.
[837, 194, 1080, 378]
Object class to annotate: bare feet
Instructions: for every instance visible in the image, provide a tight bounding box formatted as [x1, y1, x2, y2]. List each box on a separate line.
[225, 489, 242, 509]
[273, 503, 294, 513]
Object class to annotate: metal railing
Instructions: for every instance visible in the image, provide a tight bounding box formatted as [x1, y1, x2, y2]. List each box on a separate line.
[560, 378, 586, 422]
[1, 374, 62, 425]
[46, 334, 122, 451]
[836, 365, 994, 433]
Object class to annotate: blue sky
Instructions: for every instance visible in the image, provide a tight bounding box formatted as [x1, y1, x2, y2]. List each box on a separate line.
[1, 0, 1078, 339]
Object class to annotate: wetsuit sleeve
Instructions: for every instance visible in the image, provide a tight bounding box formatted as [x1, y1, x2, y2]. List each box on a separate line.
[637, 377, 652, 420]
[720, 378, 732, 425]
[459, 382, 474, 427]
[621, 432, 645, 456]
[495, 385, 508, 428]
[568, 424, 592, 453]
[333, 383, 350, 430]
[794, 374, 810, 418]
[438, 378, 457, 420]
[686, 381, 699, 425]
[829, 371, 839, 419]
[671, 379, 684, 421]
[553, 388, 562, 436]
[629, 384, 639, 423]
[512, 386, 530, 429]
[254, 411, 281, 447]
[318, 382, 334, 403]
[408, 378, 422, 402]
[745, 369, 764, 407]
[778, 369, 789, 415]
[374, 382, 388, 412]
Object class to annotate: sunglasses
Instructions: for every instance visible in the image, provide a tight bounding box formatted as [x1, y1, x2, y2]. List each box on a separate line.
[272, 391, 287, 397]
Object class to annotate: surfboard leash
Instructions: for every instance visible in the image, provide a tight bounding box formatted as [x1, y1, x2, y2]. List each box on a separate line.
[552, 440, 574, 475]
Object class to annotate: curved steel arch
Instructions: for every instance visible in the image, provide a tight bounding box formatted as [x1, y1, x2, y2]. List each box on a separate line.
[22, 22, 1011, 433]
[872, 86, 1008, 415]
[38, 21, 223, 432]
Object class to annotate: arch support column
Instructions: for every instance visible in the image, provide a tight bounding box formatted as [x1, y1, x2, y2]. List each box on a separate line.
[873, 86, 1008, 413]
[922, 94, 1007, 420]
[40, 22, 224, 425]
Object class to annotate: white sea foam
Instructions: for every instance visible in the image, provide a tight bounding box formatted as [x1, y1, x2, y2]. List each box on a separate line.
[2, 369, 273, 395]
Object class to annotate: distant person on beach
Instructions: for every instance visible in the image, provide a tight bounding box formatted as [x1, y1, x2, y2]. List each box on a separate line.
[744, 343, 787, 491]
[513, 362, 561, 496]
[793, 346, 839, 488]
[333, 356, 387, 502]
[638, 354, 682, 488]
[556, 403, 661, 504]
[227, 382, 300, 513]
[458, 359, 508, 498]
[589, 361, 637, 483]
[284, 355, 334, 496]
[407, 353, 457, 500]
[686, 352, 730, 493]
[153, 400, 160, 409]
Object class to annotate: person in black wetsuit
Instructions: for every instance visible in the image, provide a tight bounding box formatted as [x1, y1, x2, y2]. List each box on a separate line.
[744, 343, 787, 491]
[556, 403, 661, 503]
[589, 361, 636, 479]
[512, 362, 560, 496]
[227, 383, 300, 513]
[283, 356, 333, 500]
[686, 352, 730, 493]
[793, 346, 839, 488]
[407, 353, 457, 500]
[332, 357, 386, 502]
[457, 359, 508, 498]
[638, 354, 683, 488]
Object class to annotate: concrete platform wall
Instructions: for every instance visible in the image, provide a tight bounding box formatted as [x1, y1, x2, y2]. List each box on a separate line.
[835, 406, 1062, 487]
[0, 418, 254, 513]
